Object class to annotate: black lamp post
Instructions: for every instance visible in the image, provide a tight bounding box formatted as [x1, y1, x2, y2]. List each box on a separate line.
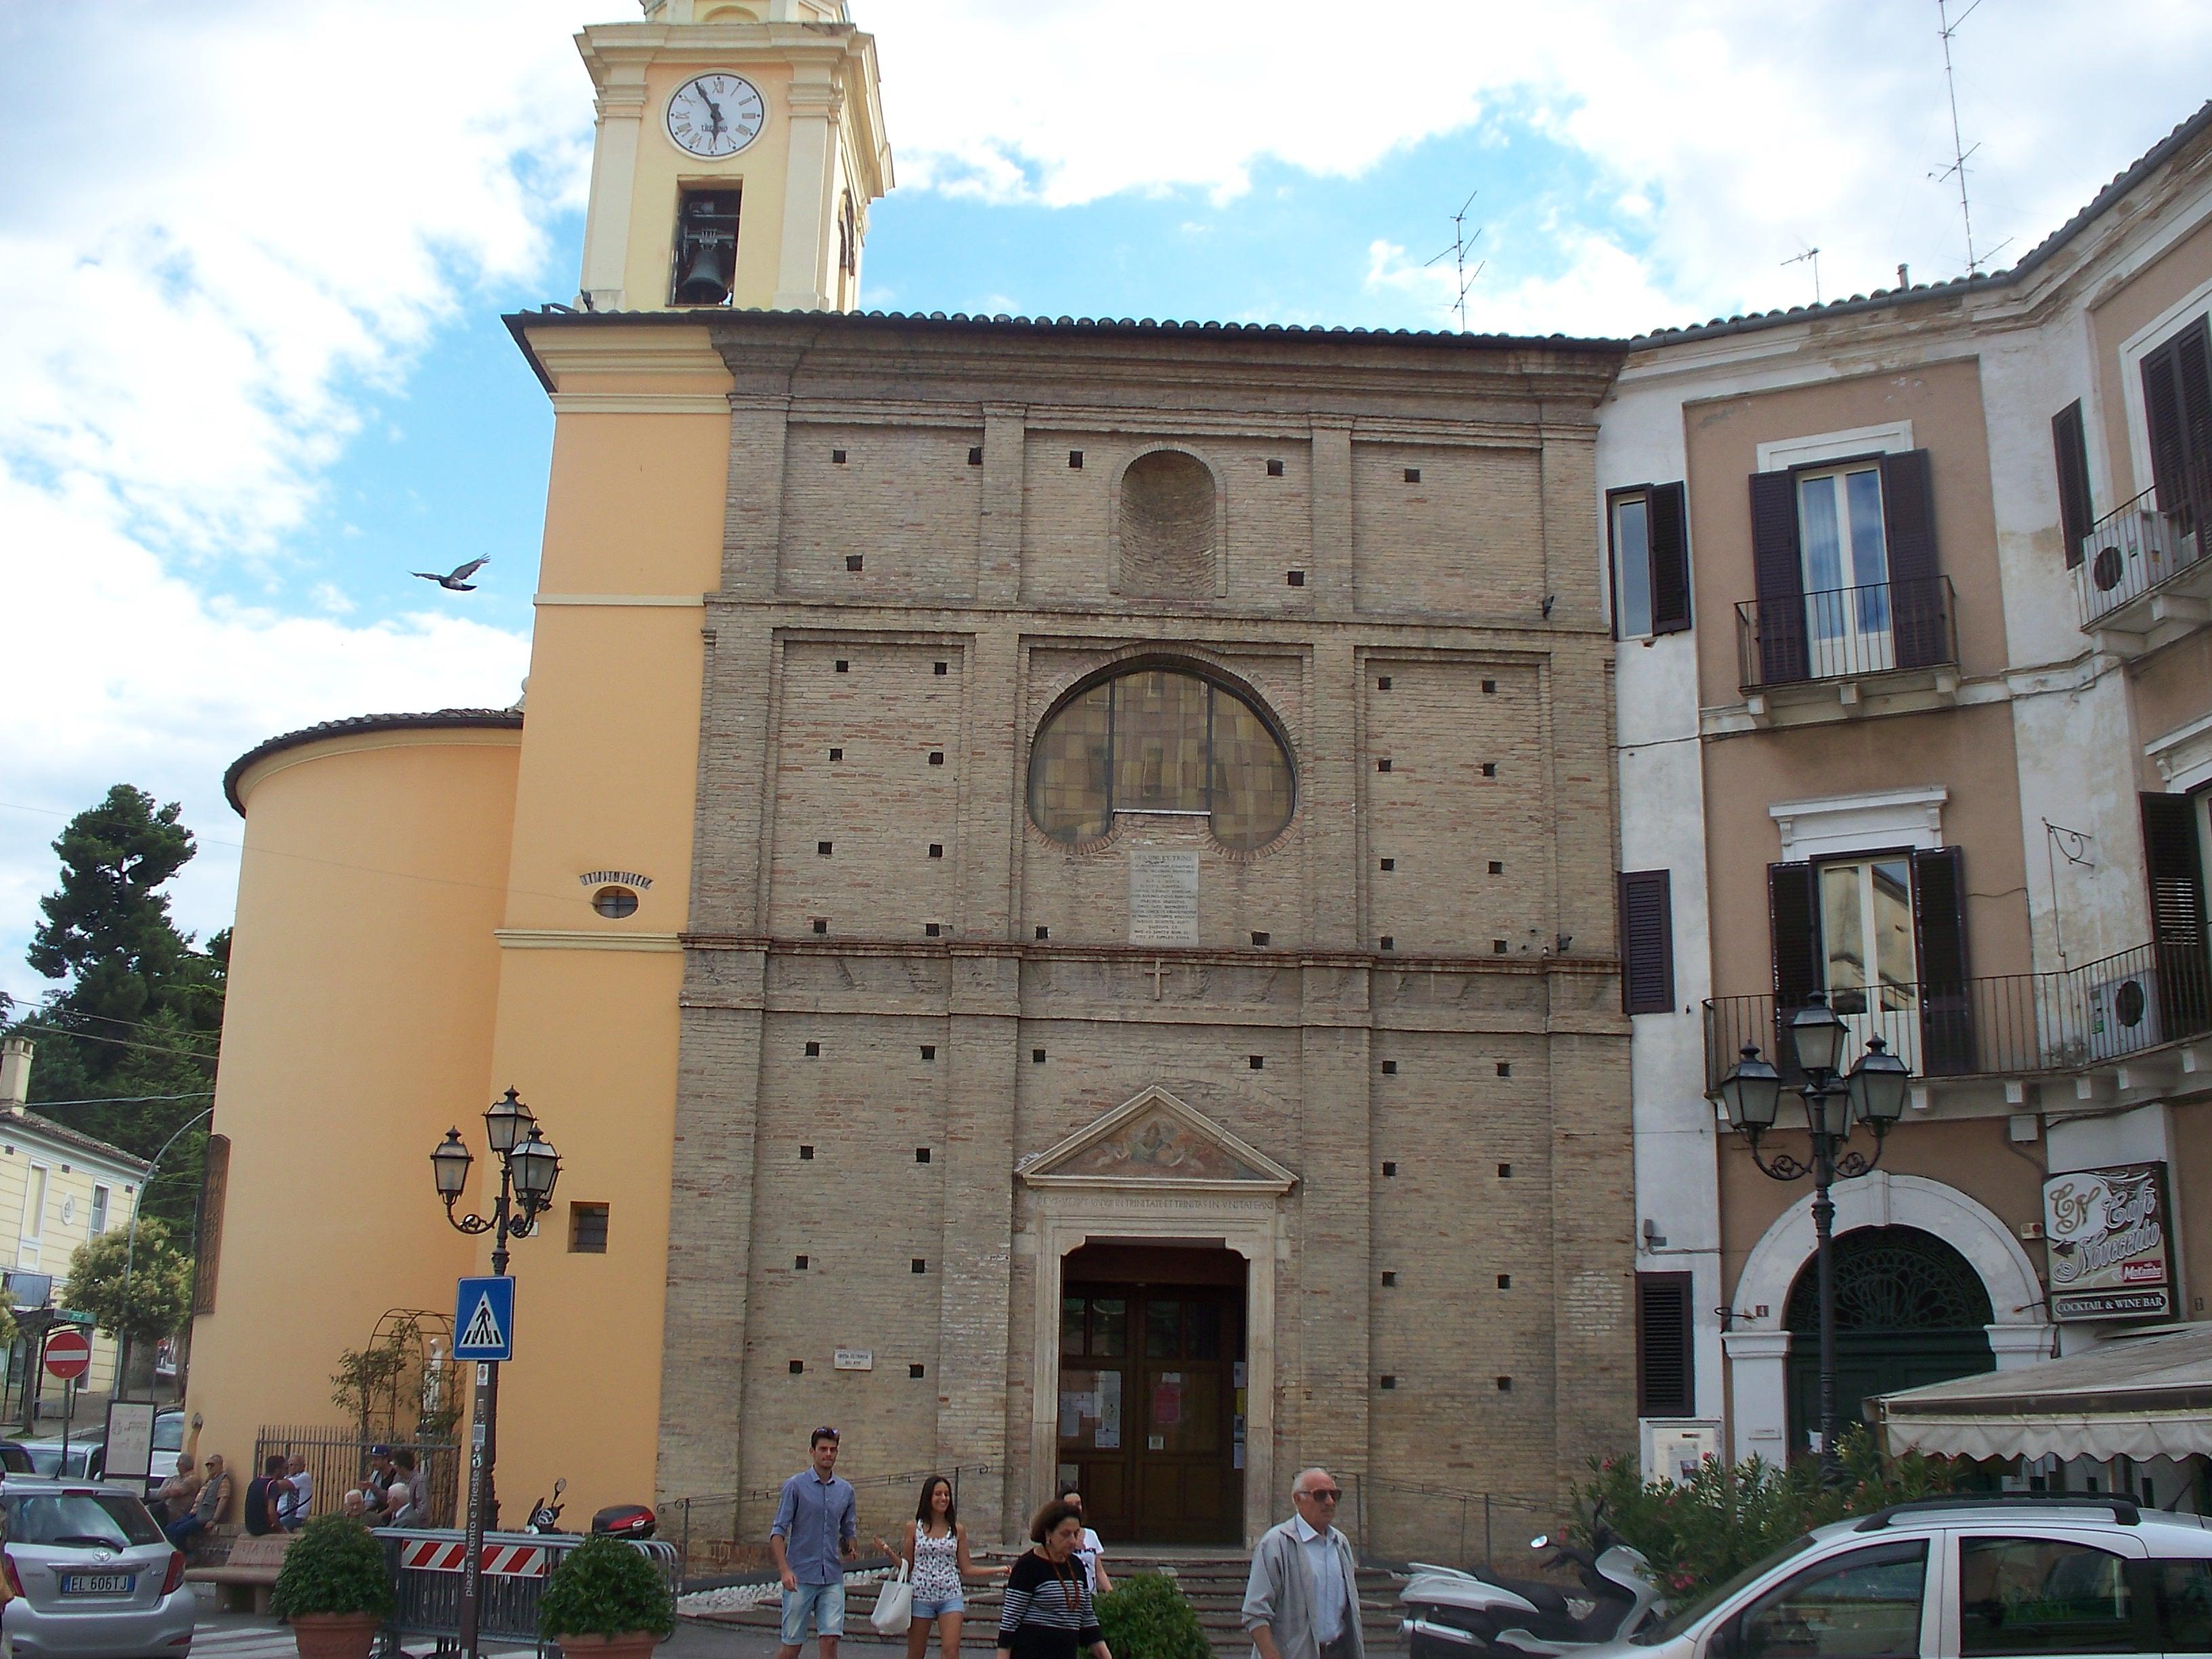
[431, 1089, 561, 1659]
[1713, 997, 1911, 1478]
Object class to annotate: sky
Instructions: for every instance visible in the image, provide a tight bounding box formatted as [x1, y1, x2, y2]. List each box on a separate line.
[3, 0, 2211, 1008]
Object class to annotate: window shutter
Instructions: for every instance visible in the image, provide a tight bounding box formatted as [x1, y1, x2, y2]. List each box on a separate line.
[1911, 846, 1973, 1075]
[1636, 1272, 1694, 1418]
[2051, 401, 2093, 568]
[2140, 793, 2212, 1040]
[1768, 861, 1820, 1081]
[1749, 470, 1806, 684]
[192, 1132, 230, 1316]
[2177, 319, 2212, 518]
[1620, 870, 1676, 1015]
[1880, 449, 1946, 669]
[2144, 336, 2189, 509]
[1647, 482, 1692, 636]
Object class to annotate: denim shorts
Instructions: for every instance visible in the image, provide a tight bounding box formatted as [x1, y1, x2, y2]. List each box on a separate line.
[781, 1580, 847, 1642]
[912, 1595, 966, 1619]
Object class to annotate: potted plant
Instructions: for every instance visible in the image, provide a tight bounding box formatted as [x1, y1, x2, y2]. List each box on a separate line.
[270, 1515, 394, 1659]
[539, 1534, 676, 1659]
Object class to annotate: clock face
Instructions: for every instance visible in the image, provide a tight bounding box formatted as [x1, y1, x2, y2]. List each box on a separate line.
[668, 73, 764, 157]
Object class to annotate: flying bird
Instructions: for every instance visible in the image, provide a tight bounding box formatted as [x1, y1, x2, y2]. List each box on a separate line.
[411, 558, 489, 592]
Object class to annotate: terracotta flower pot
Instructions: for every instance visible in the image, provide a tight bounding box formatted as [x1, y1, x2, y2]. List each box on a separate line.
[289, 1611, 384, 1659]
[556, 1633, 661, 1659]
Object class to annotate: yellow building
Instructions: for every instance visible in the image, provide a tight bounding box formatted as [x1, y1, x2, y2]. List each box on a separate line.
[0, 1037, 151, 1412]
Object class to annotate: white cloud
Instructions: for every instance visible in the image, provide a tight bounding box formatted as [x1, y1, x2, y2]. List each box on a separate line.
[0, 0, 583, 1000]
[876, 0, 2212, 328]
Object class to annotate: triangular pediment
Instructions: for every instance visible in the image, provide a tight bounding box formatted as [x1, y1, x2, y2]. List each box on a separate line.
[1020, 1086, 1296, 1193]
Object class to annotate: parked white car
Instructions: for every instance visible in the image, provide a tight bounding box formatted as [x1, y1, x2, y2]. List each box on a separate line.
[1583, 1496, 2212, 1659]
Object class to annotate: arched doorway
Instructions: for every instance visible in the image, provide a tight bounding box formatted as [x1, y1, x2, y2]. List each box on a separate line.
[1784, 1226, 1994, 1454]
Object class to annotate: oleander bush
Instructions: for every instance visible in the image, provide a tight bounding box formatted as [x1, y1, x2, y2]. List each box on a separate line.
[1096, 1572, 1210, 1659]
[270, 1515, 394, 1619]
[539, 1536, 676, 1639]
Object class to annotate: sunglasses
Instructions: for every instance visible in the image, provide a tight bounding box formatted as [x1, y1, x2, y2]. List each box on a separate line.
[813, 1427, 840, 1442]
[1299, 1488, 1341, 1501]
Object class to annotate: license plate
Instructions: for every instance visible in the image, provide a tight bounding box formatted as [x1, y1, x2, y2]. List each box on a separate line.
[60, 1573, 134, 1595]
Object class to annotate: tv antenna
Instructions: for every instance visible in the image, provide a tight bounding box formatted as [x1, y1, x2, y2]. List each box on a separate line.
[1424, 188, 1486, 333]
[1782, 242, 1823, 305]
[1932, 0, 2009, 275]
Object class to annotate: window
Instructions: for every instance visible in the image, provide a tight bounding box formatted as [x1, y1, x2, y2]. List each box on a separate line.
[88, 1186, 108, 1237]
[1027, 665, 1294, 850]
[1635, 1272, 1693, 1416]
[2139, 314, 2212, 536]
[1958, 1536, 2141, 1656]
[568, 1203, 609, 1254]
[1749, 450, 1946, 684]
[592, 885, 639, 919]
[1607, 482, 1690, 639]
[1618, 874, 1675, 1016]
[2051, 401, 2094, 569]
[670, 188, 741, 307]
[2156, 1558, 2212, 1654]
[1770, 846, 1971, 1076]
[2140, 792, 2212, 1038]
[22, 1164, 47, 1248]
[1729, 1540, 1927, 1659]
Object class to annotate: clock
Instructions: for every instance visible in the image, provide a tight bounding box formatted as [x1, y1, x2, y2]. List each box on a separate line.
[667, 73, 765, 158]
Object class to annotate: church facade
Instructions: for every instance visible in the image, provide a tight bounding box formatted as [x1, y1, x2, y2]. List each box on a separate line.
[185, 0, 1638, 1549]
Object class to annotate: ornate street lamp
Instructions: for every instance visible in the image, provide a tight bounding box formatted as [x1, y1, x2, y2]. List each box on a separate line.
[1713, 998, 1912, 1479]
[429, 1092, 562, 1659]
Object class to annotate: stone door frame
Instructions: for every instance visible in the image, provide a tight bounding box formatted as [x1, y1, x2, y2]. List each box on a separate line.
[1025, 1191, 1284, 1548]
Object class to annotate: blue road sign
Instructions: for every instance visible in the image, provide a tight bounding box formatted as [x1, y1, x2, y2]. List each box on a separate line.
[453, 1275, 516, 1361]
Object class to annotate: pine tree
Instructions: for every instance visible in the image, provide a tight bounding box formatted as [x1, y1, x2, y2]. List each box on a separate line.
[5, 786, 224, 1226]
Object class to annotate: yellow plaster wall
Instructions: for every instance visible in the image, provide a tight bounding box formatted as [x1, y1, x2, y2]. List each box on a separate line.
[187, 731, 520, 1462]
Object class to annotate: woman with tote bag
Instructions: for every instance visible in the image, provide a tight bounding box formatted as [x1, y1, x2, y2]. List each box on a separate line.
[878, 1475, 1006, 1657]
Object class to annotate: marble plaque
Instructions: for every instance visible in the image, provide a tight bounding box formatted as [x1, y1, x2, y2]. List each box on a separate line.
[1128, 851, 1200, 945]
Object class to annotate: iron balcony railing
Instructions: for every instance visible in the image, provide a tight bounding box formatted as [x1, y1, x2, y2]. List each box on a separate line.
[1736, 576, 1958, 693]
[1703, 940, 2212, 1094]
[2076, 477, 2209, 626]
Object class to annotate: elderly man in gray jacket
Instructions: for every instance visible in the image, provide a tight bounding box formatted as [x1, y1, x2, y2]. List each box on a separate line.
[1242, 1469, 1364, 1659]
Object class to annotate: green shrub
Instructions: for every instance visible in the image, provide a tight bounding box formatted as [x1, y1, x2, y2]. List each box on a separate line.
[269, 1515, 394, 1619]
[1571, 1426, 1970, 1613]
[539, 1536, 676, 1639]
[1096, 1572, 1209, 1659]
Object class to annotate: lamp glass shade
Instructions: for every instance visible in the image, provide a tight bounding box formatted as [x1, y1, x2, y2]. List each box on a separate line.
[1717, 1046, 1783, 1132]
[1847, 1038, 1912, 1124]
[510, 1126, 561, 1204]
[1814, 1087, 1853, 1139]
[430, 1130, 474, 1197]
[1789, 999, 1847, 1076]
[484, 1088, 534, 1155]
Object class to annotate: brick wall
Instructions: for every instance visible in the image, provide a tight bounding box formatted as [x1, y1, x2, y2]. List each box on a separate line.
[655, 315, 1634, 1542]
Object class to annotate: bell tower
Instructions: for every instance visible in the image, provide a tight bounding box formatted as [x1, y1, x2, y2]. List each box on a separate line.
[574, 0, 891, 314]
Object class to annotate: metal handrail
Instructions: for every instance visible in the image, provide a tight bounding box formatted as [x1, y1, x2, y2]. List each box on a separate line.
[1734, 576, 1958, 692]
[2076, 479, 2209, 626]
[1704, 939, 2212, 1092]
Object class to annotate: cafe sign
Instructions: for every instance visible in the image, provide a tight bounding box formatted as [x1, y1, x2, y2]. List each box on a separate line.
[2043, 1161, 2173, 1322]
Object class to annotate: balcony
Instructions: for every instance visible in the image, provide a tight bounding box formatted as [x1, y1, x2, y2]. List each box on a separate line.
[1703, 941, 2212, 1103]
[1733, 577, 1959, 725]
[2076, 481, 2212, 657]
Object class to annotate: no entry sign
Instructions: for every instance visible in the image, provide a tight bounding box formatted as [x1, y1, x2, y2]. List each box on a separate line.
[43, 1329, 91, 1382]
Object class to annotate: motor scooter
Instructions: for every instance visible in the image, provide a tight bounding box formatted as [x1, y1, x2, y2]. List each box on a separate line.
[524, 1477, 568, 1534]
[1400, 1530, 1660, 1659]
[521, 1477, 659, 1542]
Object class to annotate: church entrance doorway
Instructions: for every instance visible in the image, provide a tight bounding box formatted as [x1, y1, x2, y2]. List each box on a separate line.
[1056, 1242, 1244, 1545]
[1784, 1225, 1994, 1457]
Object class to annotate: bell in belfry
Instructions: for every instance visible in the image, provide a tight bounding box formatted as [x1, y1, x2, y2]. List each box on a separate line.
[672, 190, 740, 306]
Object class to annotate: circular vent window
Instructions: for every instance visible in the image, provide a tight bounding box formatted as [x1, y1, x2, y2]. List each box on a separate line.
[592, 885, 640, 919]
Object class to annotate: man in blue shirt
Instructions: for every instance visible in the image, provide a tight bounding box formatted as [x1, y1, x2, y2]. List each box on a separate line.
[772, 1426, 859, 1659]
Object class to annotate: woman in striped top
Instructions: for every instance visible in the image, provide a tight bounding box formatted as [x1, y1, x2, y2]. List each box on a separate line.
[998, 1500, 1113, 1659]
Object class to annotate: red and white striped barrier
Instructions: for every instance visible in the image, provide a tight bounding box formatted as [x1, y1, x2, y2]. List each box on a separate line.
[397, 1538, 549, 1577]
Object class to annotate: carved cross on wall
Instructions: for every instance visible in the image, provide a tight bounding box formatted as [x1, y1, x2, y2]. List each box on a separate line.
[1149, 958, 1168, 999]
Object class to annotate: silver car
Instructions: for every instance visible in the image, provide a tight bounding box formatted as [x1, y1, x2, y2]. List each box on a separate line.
[1582, 1496, 2212, 1659]
[1, 1478, 194, 1658]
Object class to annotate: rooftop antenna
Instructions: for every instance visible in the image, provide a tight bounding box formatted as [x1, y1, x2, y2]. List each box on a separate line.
[1423, 188, 1486, 333]
[1933, 0, 1988, 275]
[1782, 242, 1823, 305]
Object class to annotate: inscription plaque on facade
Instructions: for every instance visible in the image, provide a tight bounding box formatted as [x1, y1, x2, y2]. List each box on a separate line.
[1128, 851, 1199, 945]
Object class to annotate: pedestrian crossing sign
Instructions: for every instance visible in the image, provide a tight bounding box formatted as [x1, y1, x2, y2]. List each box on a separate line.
[453, 1275, 516, 1361]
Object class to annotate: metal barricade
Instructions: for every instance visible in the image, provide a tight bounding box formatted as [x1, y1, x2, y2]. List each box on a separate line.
[375, 1528, 682, 1655]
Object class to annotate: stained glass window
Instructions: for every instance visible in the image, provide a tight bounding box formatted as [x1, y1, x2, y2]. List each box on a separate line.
[1027, 667, 1294, 849]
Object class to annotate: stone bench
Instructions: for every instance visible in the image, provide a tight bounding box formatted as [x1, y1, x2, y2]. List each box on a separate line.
[185, 1532, 293, 1615]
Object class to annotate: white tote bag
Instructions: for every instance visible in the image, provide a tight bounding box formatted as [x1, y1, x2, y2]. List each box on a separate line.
[872, 1560, 914, 1634]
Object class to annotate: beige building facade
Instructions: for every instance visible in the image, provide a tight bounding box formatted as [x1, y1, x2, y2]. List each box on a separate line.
[188, 0, 1637, 1547]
